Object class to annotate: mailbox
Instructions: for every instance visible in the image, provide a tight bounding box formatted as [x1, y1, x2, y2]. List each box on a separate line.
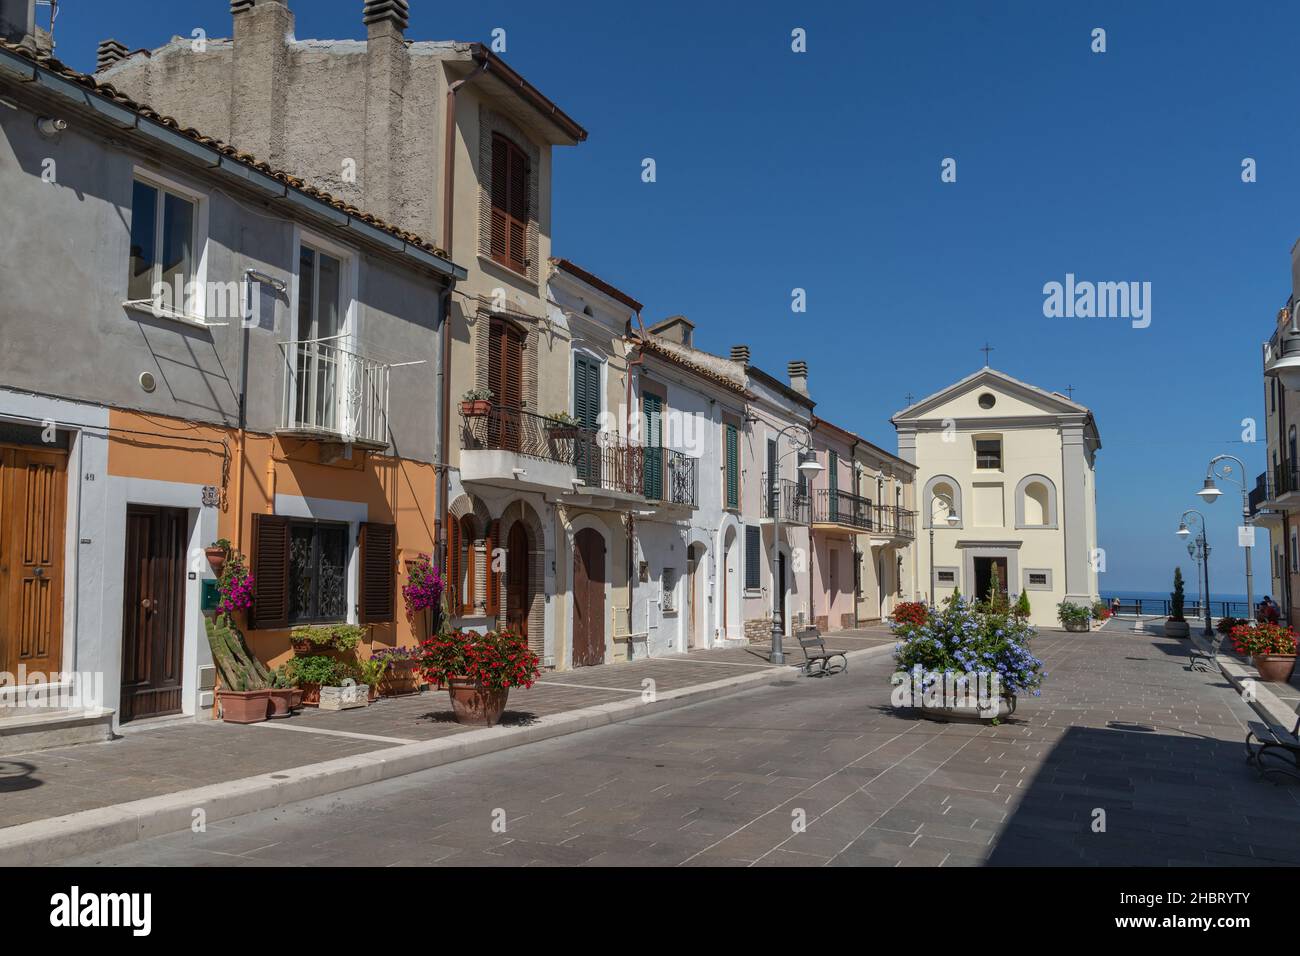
[201, 578, 221, 613]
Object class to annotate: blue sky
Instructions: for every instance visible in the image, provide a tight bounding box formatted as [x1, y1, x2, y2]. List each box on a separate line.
[49, 0, 1296, 595]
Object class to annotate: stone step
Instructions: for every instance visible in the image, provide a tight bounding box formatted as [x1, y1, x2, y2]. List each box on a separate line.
[0, 707, 116, 757]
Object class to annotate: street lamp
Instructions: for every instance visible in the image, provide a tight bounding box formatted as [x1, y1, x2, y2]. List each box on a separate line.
[768, 425, 823, 665]
[1197, 455, 1253, 620]
[1177, 509, 1212, 637]
[928, 492, 960, 608]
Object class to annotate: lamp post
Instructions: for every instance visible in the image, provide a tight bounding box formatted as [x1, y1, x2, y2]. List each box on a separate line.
[1197, 454, 1253, 621]
[1176, 509, 1212, 637]
[927, 491, 961, 608]
[768, 424, 823, 665]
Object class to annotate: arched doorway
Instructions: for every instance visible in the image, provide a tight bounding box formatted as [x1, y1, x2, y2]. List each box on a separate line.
[506, 522, 529, 640]
[573, 527, 606, 667]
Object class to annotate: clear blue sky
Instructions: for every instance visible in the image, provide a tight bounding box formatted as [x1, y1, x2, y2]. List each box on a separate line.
[49, 0, 1296, 595]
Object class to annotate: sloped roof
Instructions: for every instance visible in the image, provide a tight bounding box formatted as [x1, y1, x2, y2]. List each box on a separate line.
[891, 367, 1092, 421]
[631, 332, 750, 396]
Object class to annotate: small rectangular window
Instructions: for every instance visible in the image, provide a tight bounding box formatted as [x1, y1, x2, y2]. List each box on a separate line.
[661, 567, 678, 613]
[937, 570, 956, 584]
[975, 438, 1002, 470]
[129, 179, 197, 305]
[1028, 572, 1048, 586]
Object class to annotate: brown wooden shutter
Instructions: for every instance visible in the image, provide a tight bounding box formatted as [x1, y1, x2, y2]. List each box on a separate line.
[249, 514, 290, 629]
[485, 519, 501, 616]
[446, 512, 461, 615]
[490, 135, 509, 263]
[358, 522, 396, 624]
[507, 142, 529, 270]
[489, 133, 529, 271]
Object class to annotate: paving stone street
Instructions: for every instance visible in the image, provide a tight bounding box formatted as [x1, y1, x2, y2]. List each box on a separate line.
[58, 622, 1300, 867]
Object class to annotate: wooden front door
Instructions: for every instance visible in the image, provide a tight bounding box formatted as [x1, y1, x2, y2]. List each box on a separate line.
[0, 446, 68, 679]
[687, 553, 698, 648]
[120, 506, 188, 722]
[572, 528, 605, 667]
[777, 551, 787, 632]
[506, 521, 530, 640]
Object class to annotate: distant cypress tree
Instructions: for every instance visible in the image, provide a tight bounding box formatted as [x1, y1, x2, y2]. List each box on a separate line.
[1170, 567, 1186, 622]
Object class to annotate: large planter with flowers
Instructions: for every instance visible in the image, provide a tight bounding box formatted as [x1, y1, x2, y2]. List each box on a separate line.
[1229, 622, 1298, 682]
[890, 595, 1045, 725]
[373, 646, 422, 697]
[419, 626, 541, 727]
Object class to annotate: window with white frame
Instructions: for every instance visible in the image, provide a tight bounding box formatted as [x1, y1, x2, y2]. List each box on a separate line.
[291, 242, 349, 434]
[128, 177, 199, 309]
[975, 437, 1003, 470]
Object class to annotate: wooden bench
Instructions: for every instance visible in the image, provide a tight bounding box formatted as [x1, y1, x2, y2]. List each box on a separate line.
[1246, 717, 1300, 781]
[795, 627, 847, 676]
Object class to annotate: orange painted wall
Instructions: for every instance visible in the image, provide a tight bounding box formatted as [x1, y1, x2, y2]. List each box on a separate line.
[107, 409, 436, 670]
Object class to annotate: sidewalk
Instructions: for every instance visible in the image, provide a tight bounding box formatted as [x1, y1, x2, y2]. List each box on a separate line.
[0, 628, 894, 864]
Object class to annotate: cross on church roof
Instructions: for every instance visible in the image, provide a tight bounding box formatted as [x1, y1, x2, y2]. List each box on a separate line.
[980, 342, 994, 366]
[1064, 384, 1076, 400]
[904, 392, 915, 405]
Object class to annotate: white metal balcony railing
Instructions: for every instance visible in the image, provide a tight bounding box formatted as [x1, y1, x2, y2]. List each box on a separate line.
[279, 336, 390, 447]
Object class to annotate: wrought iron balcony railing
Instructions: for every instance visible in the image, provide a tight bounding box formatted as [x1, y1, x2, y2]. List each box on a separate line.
[644, 446, 698, 507]
[460, 403, 653, 497]
[762, 475, 811, 524]
[811, 489, 915, 538]
[1249, 471, 1273, 515]
[279, 337, 389, 447]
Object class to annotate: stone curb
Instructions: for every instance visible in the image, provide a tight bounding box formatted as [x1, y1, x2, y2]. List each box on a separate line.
[0, 643, 893, 866]
[1218, 655, 1297, 730]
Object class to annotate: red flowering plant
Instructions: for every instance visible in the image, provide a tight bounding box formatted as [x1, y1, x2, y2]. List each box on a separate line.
[1229, 622, 1298, 657]
[419, 628, 541, 691]
[891, 601, 929, 632]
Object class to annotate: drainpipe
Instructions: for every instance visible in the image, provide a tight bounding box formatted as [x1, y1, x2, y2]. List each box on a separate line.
[850, 439, 860, 629]
[624, 310, 648, 651]
[436, 60, 489, 571]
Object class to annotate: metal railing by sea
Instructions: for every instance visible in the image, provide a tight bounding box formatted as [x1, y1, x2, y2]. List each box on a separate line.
[1108, 597, 1252, 619]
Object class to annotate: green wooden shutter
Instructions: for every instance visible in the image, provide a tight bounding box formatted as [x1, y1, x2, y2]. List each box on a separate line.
[828, 451, 838, 521]
[744, 525, 761, 589]
[725, 424, 739, 509]
[574, 355, 600, 430]
[643, 392, 662, 500]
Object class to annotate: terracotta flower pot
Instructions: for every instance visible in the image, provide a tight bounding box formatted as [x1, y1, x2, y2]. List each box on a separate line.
[1252, 653, 1297, 683]
[288, 688, 303, 710]
[446, 677, 509, 726]
[460, 400, 491, 416]
[267, 688, 296, 718]
[205, 547, 228, 578]
[298, 683, 321, 707]
[290, 638, 314, 655]
[218, 689, 271, 724]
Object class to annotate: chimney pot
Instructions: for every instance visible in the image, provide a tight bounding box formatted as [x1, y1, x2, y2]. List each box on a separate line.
[787, 360, 809, 394]
[230, 0, 257, 12]
[96, 38, 129, 72]
[363, 0, 410, 32]
[730, 345, 750, 364]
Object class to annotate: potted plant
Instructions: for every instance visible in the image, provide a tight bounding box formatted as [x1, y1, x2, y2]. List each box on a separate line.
[544, 411, 583, 443]
[355, 656, 389, 702]
[890, 601, 929, 634]
[290, 623, 365, 655]
[419, 626, 541, 726]
[1014, 591, 1031, 621]
[374, 645, 422, 696]
[216, 550, 255, 621]
[1089, 600, 1111, 626]
[460, 387, 494, 417]
[284, 654, 343, 707]
[205, 538, 231, 578]
[1229, 621, 1298, 682]
[890, 595, 1044, 724]
[266, 665, 300, 718]
[206, 609, 274, 724]
[1165, 567, 1190, 637]
[1057, 601, 1091, 632]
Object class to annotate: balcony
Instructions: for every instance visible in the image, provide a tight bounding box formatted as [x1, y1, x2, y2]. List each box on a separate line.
[643, 447, 698, 512]
[1264, 324, 1300, 387]
[461, 404, 668, 502]
[810, 489, 916, 541]
[1273, 460, 1300, 506]
[279, 338, 389, 449]
[762, 475, 811, 525]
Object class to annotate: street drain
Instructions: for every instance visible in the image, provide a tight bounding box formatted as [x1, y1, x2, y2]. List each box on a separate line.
[1107, 721, 1155, 733]
[270, 774, 290, 779]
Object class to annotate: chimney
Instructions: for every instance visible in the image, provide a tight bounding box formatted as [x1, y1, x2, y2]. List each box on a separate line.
[230, 0, 294, 164]
[361, 0, 410, 221]
[96, 39, 129, 72]
[730, 345, 750, 364]
[0, 0, 35, 50]
[787, 360, 809, 395]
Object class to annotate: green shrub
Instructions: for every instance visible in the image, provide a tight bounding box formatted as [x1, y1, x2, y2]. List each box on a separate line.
[1057, 601, 1090, 626]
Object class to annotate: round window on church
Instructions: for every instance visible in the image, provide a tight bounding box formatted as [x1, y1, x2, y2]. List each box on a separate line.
[978, 392, 996, 409]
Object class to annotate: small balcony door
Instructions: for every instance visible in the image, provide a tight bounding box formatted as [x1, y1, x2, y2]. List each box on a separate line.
[573, 353, 601, 484]
[643, 392, 664, 499]
[294, 245, 343, 433]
